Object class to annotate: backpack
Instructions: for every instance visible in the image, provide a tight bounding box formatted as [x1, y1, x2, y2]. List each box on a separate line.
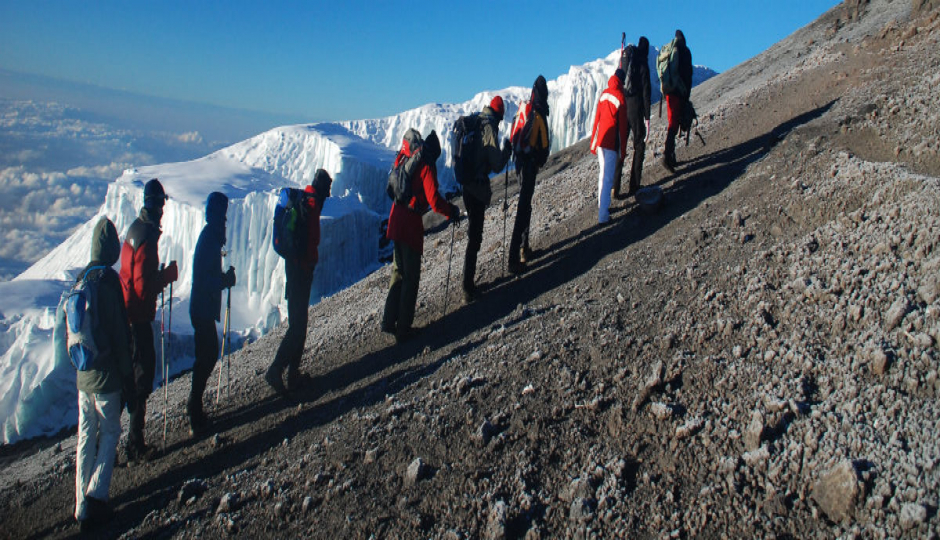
[657, 38, 687, 97]
[680, 100, 699, 145]
[620, 44, 642, 98]
[510, 103, 534, 156]
[387, 128, 424, 204]
[62, 266, 107, 371]
[272, 187, 309, 260]
[451, 113, 483, 185]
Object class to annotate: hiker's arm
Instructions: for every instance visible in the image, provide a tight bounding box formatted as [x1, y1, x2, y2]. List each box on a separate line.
[618, 103, 629, 160]
[421, 165, 454, 219]
[642, 67, 652, 120]
[105, 276, 133, 379]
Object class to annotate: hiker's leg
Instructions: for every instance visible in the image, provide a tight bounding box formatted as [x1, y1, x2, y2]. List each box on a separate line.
[85, 391, 121, 502]
[397, 243, 422, 332]
[127, 322, 154, 449]
[189, 318, 218, 418]
[75, 390, 97, 520]
[383, 242, 406, 331]
[597, 148, 616, 223]
[288, 269, 313, 375]
[463, 193, 485, 292]
[510, 162, 536, 264]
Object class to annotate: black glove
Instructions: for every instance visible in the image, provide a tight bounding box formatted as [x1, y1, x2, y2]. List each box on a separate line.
[502, 138, 512, 153]
[447, 203, 461, 223]
[222, 266, 236, 288]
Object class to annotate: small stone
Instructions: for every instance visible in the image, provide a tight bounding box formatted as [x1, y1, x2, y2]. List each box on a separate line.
[870, 348, 889, 376]
[217, 492, 239, 514]
[484, 500, 509, 540]
[569, 497, 596, 523]
[274, 501, 286, 519]
[884, 297, 911, 331]
[744, 411, 765, 451]
[177, 479, 207, 505]
[302, 496, 315, 513]
[476, 420, 497, 446]
[364, 448, 379, 464]
[405, 458, 431, 485]
[812, 460, 860, 523]
[260, 480, 275, 499]
[650, 402, 674, 421]
[899, 503, 927, 530]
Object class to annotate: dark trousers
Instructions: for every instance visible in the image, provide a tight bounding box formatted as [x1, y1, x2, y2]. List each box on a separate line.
[382, 241, 422, 333]
[613, 97, 648, 196]
[269, 260, 313, 377]
[462, 191, 486, 292]
[509, 159, 538, 264]
[127, 322, 156, 447]
[189, 317, 219, 418]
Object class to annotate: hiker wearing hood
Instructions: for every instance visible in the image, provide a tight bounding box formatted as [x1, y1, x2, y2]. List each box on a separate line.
[507, 75, 550, 274]
[382, 130, 460, 343]
[663, 30, 693, 171]
[615, 36, 653, 198]
[60, 217, 132, 531]
[590, 70, 629, 223]
[187, 192, 236, 435]
[462, 96, 512, 303]
[265, 169, 331, 398]
[119, 178, 178, 461]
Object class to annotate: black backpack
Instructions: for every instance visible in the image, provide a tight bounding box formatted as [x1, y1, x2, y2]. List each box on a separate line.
[387, 128, 424, 204]
[620, 44, 642, 98]
[451, 113, 483, 185]
[272, 187, 309, 260]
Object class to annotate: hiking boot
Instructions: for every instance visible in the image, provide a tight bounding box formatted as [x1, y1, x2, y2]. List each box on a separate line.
[380, 321, 396, 335]
[86, 496, 113, 525]
[264, 366, 288, 397]
[287, 370, 314, 394]
[125, 442, 155, 464]
[188, 412, 212, 438]
[520, 247, 534, 264]
[662, 157, 675, 173]
[395, 326, 419, 344]
[462, 285, 479, 304]
[508, 259, 526, 275]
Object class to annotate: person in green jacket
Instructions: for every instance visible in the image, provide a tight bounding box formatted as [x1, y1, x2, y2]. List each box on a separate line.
[57, 217, 133, 532]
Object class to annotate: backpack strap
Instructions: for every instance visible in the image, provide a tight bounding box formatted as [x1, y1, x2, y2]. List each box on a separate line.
[81, 265, 108, 282]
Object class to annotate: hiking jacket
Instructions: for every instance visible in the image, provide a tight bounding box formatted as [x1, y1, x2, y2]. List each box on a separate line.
[190, 219, 226, 323]
[590, 75, 630, 160]
[671, 36, 693, 101]
[627, 40, 653, 120]
[464, 106, 512, 206]
[511, 103, 550, 168]
[120, 208, 172, 323]
[386, 137, 454, 253]
[74, 218, 133, 395]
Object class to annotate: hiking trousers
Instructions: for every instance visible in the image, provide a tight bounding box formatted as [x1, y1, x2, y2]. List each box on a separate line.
[597, 147, 618, 223]
[462, 190, 487, 292]
[127, 322, 156, 448]
[665, 94, 686, 166]
[383, 241, 422, 334]
[189, 317, 219, 418]
[509, 159, 538, 264]
[270, 260, 314, 378]
[75, 390, 121, 520]
[626, 96, 647, 192]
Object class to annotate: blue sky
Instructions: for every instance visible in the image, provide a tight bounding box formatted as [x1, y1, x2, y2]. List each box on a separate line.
[0, 1, 838, 123]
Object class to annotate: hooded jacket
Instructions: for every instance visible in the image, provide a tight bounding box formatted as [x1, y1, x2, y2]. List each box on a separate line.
[386, 131, 455, 252]
[300, 183, 324, 274]
[672, 32, 694, 101]
[120, 207, 171, 323]
[628, 37, 653, 120]
[590, 75, 630, 159]
[71, 218, 133, 394]
[190, 195, 228, 323]
[464, 106, 512, 206]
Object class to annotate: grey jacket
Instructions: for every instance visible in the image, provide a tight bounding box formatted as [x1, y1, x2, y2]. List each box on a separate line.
[463, 106, 511, 206]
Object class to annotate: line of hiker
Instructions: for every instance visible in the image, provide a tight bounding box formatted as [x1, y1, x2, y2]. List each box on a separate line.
[55, 32, 696, 532]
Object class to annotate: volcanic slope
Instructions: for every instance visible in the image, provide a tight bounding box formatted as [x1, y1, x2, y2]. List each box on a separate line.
[2, 1, 939, 538]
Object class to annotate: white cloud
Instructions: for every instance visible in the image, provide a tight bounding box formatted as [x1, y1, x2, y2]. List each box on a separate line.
[177, 131, 203, 144]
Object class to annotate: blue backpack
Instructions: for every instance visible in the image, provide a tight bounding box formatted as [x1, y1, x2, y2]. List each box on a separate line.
[58, 266, 106, 371]
[272, 188, 309, 260]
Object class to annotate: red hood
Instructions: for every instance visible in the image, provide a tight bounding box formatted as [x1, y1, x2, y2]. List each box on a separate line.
[607, 74, 623, 91]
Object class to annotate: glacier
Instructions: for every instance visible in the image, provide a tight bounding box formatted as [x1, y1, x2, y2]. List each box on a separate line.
[0, 48, 716, 444]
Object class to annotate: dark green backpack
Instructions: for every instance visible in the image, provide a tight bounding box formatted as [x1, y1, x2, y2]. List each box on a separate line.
[387, 128, 424, 204]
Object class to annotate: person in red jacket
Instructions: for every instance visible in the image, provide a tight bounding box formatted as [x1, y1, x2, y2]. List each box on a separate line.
[381, 130, 459, 343]
[265, 169, 331, 398]
[590, 70, 630, 223]
[119, 178, 178, 461]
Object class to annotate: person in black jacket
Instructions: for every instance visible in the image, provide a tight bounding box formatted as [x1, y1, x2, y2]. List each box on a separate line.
[461, 96, 512, 303]
[663, 30, 693, 172]
[188, 192, 235, 435]
[615, 36, 653, 198]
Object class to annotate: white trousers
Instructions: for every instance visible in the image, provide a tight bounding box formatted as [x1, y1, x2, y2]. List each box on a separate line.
[597, 148, 618, 223]
[75, 390, 122, 520]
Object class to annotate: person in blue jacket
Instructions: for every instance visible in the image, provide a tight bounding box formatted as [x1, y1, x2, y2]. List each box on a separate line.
[188, 192, 236, 435]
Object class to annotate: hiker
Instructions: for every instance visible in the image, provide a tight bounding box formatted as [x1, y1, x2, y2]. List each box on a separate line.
[614, 36, 652, 199]
[507, 75, 550, 274]
[382, 129, 460, 342]
[119, 178, 177, 461]
[188, 192, 236, 435]
[662, 29, 693, 172]
[61, 217, 132, 531]
[461, 96, 512, 303]
[264, 169, 331, 397]
[590, 69, 629, 223]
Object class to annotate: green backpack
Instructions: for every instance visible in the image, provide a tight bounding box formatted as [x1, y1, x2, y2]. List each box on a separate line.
[656, 38, 687, 97]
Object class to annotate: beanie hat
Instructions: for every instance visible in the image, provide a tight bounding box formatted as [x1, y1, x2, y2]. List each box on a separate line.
[423, 130, 442, 163]
[675, 29, 685, 41]
[312, 169, 332, 198]
[489, 96, 505, 119]
[614, 69, 626, 84]
[205, 191, 228, 224]
[143, 178, 168, 209]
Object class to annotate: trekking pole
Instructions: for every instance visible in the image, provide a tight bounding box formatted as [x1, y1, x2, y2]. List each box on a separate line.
[159, 263, 166, 453]
[441, 221, 457, 326]
[163, 277, 172, 453]
[502, 166, 509, 278]
[225, 285, 232, 400]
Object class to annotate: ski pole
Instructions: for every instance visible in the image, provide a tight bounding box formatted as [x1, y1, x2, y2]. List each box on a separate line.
[225, 285, 231, 400]
[442, 221, 456, 326]
[159, 263, 166, 453]
[163, 277, 172, 453]
[502, 166, 509, 278]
